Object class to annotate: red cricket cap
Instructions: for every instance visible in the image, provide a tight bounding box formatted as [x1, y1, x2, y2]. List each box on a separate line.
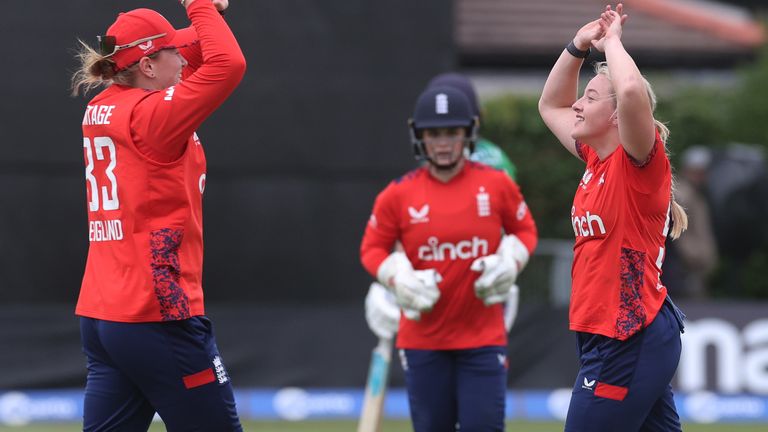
[104, 8, 197, 72]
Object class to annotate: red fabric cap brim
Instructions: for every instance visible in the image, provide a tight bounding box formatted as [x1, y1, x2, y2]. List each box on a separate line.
[111, 27, 198, 71]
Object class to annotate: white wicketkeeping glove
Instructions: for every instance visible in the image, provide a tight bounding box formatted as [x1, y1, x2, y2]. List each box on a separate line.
[402, 269, 443, 321]
[503, 284, 519, 332]
[470, 235, 529, 306]
[365, 282, 401, 340]
[377, 252, 441, 320]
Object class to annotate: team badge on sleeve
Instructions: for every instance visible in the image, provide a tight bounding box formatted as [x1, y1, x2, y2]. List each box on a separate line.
[516, 201, 528, 221]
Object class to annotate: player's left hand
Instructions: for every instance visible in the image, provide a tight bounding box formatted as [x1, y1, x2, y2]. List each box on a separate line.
[471, 254, 518, 305]
[471, 234, 529, 306]
[573, 18, 604, 52]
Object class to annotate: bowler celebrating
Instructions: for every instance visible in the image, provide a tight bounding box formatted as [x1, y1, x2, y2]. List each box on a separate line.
[538, 4, 688, 431]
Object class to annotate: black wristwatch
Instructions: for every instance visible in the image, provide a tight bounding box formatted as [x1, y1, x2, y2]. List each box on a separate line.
[566, 41, 591, 59]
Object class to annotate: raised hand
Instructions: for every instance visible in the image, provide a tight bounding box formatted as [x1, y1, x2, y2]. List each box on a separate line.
[593, 4, 629, 52]
[574, 19, 605, 52]
[212, 0, 229, 13]
[181, 0, 229, 12]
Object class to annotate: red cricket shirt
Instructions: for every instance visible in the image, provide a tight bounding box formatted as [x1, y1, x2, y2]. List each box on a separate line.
[361, 161, 538, 349]
[76, 1, 245, 322]
[570, 133, 672, 340]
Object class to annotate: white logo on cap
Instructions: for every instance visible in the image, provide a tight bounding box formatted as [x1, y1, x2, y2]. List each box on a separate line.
[138, 40, 154, 52]
[435, 93, 448, 114]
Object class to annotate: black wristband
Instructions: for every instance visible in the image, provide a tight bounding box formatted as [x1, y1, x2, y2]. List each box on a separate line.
[566, 41, 590, 59]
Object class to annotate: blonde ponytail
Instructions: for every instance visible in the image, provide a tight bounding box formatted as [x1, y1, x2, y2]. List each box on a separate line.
[669, 199, 688, 240]
[70, 40, 137, 96]
[654, 120, 669, 146]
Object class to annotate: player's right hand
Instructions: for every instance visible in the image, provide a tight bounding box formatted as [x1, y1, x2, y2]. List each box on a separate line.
[365, 282, 401, 340]
[401, 269, 443, 321]
[212, 0, 229, 12]
[573, 18, 604, 52]
[376, 252, 441, 316]
[184, 0, 228, 12]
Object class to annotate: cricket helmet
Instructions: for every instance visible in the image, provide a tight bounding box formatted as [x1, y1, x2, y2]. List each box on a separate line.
[409, 86, 478, 162]
[427, 72, 480, 118]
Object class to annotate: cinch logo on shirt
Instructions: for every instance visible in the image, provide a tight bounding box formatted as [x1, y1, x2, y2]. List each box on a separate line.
[417, 236, 489, 261]
[571, 207, 607, 238]
[198, 173, 206, 194]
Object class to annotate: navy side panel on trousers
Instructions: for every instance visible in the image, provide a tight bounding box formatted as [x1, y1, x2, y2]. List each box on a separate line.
[80, 316, 242, 432]
[565, 297, 684, 432]
[400, 346, 507, 432]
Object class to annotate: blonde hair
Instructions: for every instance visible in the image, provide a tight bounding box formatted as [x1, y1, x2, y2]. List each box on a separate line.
[669, 193, 688, 240]
[70, 40, 139, 97]
[593, 62, 688, 239]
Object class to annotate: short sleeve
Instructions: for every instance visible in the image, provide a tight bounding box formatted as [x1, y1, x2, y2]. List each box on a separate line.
[623, 132, 670, 194]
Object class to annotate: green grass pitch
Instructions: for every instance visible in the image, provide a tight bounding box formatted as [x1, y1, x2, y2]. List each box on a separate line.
[0, 421, 766, 431]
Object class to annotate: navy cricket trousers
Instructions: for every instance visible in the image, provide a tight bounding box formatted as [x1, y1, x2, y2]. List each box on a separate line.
[565, 297, 685, 432]
[400, 346, 507, 432]
[80, 316, 242, 432]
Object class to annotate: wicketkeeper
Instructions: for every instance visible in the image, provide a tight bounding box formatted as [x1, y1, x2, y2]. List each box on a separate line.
[360, 82, 538, 432]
